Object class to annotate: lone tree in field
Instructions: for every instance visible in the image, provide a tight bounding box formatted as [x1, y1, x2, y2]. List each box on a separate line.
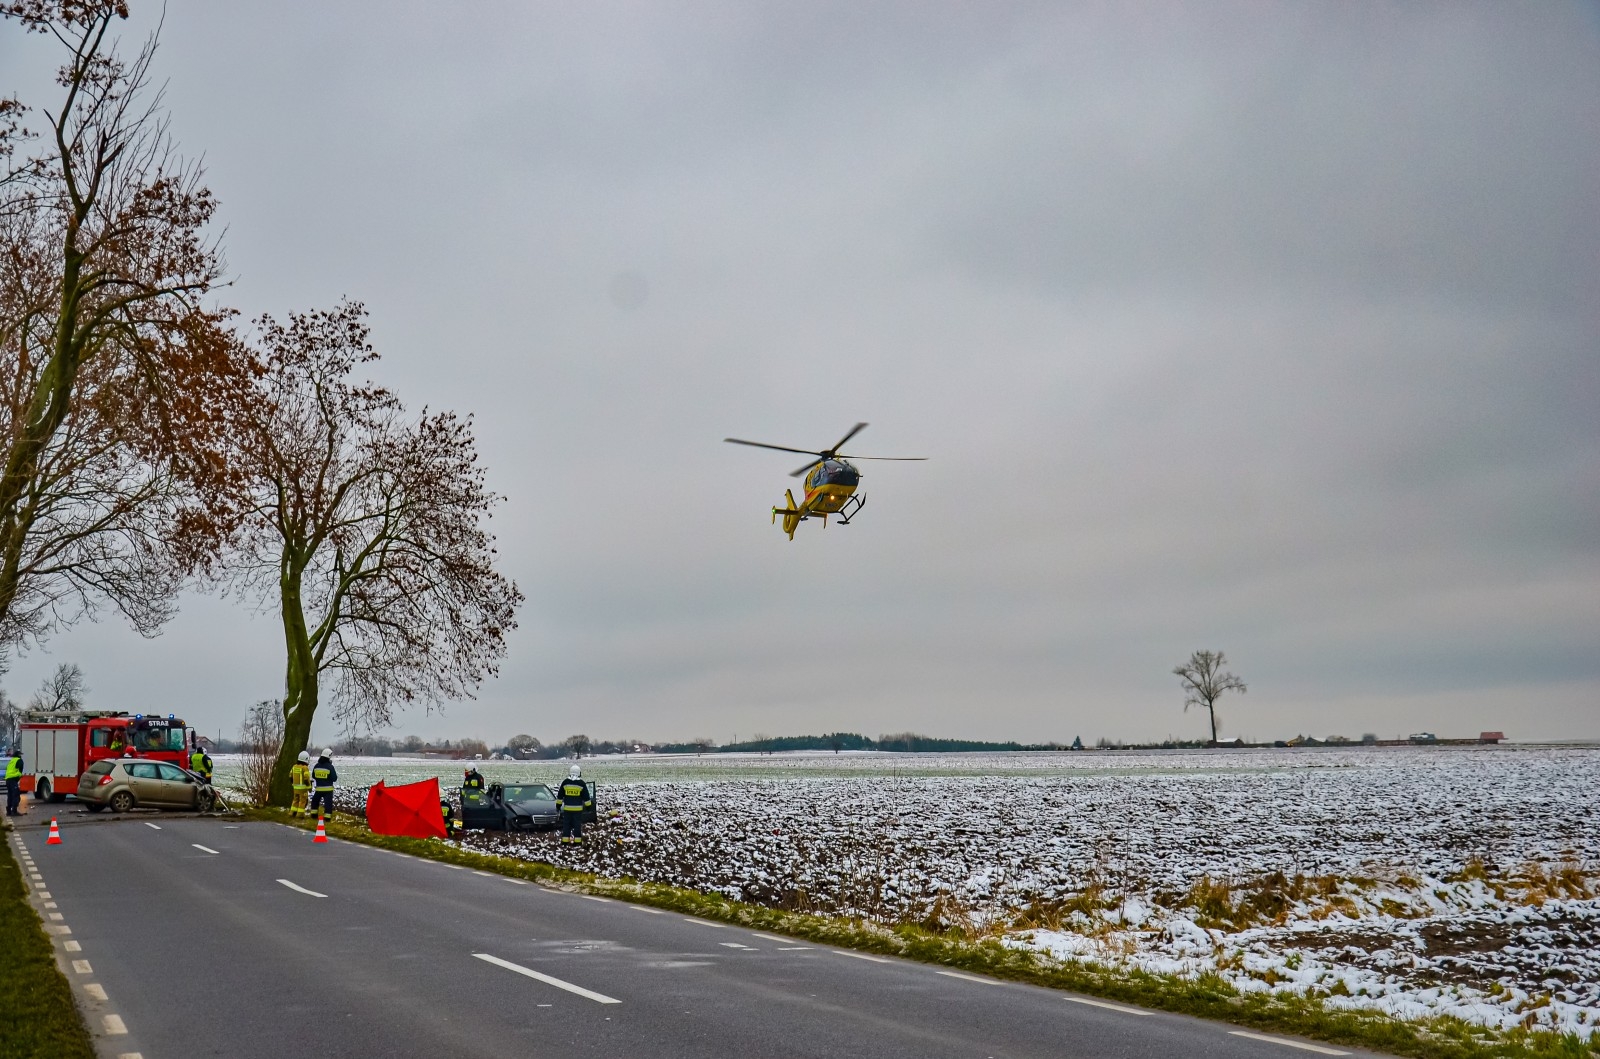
[1173, 649, 1247, 744]
[27, 660, 86, 712]
[0, 2, 241, 653]
[222, 303, 522, 805]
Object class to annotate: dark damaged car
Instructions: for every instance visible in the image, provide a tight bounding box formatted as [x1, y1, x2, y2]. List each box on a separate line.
[460, 781, 598, 832]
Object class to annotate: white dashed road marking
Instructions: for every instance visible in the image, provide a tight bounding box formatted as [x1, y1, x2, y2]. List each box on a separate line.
[938, 970, 1002, 985]
[192, 844, 220, 854]
[751, 933, 788, 942]
[630, 906, 665, 914]
[719, 942, 756, 950]
[1064, 996, 1154, 1015]
[777, 946, 812, 951]
[71, 960, 92, 974]
[276, 879, 327, 898]
[1228, 1031, 1350, 1055]
[834, 950, 892, 963]
[681, 918, 726, 929]
[64, 940, 81, 952]
[144, 823, 161, 830]
[102, 1014, 127, 1035]
[579, 895, 611, 903]
[85, 983, 108, 1001]
[472, 953, 622, 1004]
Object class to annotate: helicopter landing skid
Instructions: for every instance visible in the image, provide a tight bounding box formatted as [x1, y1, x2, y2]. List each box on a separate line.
[835, 494, 866, 525]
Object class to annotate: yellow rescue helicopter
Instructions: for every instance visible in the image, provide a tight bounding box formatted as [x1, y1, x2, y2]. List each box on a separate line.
[724, 422, 926, 540]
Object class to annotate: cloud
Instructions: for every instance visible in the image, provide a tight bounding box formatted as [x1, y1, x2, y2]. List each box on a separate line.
[1, 1, 1595, 745]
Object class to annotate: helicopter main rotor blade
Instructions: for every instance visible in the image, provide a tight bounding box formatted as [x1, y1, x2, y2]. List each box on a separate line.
[836, 454, 929, 462]
[789, 458, 823, 478]
[724, 437, 825, 457]
[827, 422, 869, 455]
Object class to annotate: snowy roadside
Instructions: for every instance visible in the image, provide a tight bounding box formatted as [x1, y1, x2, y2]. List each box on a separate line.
[283, 746, 1595, 1038]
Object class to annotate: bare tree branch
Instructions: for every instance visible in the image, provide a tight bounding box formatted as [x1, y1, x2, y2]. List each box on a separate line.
[0, 3, 244, 656]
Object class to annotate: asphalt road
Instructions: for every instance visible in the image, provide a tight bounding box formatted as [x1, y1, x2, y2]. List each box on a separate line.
[9, 811, 1387, 1059]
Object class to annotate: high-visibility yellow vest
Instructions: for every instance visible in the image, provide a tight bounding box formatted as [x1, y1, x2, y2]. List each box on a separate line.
[290, 763, 310, 790]
[4, 755, 20, 781]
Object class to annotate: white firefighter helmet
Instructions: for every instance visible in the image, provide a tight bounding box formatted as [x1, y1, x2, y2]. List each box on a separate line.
[297, 750, 309, 762]
[568, 765, 582, 780]
[321, 748, 333, 759]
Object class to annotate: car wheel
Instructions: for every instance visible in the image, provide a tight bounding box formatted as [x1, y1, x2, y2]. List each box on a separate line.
[196, 791, 214, 813]
[108, 791, 135, 814]
[85, 804, 105, 813]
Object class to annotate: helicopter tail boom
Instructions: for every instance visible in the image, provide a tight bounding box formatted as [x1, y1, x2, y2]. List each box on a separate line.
[771, 489, 802, 540]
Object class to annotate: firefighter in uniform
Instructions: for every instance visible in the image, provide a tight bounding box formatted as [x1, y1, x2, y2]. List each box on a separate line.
[463, 766, 485, 792]
[290, 751, 312, 817]
[557, 765, 592, 844]
[440, 799, 456, 835]
[309, 748, 337, 820]
[189, 746, 213, 784]
[4, 747, 23, 816]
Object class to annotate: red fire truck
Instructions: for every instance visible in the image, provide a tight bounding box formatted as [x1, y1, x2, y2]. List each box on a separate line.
[17, 710, 192, 802]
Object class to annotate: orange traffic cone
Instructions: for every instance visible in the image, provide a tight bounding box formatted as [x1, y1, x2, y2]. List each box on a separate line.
[312, 815, 327, 843]
[46, 817, 61, 845]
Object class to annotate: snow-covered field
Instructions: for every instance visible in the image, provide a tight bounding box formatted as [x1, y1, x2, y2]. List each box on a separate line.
[218, 746, 1599, 1036]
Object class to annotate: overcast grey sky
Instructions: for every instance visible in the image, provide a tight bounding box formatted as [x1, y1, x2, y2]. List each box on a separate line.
[3, 2, 1597, 746]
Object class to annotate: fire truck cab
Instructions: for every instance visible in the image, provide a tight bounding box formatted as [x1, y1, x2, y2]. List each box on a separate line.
[18, 711, 191, 802]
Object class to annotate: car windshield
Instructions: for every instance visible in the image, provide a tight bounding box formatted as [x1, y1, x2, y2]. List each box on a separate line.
[131, 726, 185, 752]
[501, 785, 553, 801]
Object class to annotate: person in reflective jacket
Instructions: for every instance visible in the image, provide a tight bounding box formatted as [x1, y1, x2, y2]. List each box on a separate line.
[309, 749, 337, 820]
[289, 751, 312, 817]
[463, 766, 484, 791]
[557, 765, 592, 844]
[189, 747, 213, 784]
[4, 748, 22, 816]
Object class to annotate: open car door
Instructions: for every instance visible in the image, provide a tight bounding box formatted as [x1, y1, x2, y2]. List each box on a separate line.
[460, 784, 500, 830]
[580, 780, 598, 825]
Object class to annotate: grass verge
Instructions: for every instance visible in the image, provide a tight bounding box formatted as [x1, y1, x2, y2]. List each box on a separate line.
[0, 826, 97, 1059]
[251, 809, 1598, 1059]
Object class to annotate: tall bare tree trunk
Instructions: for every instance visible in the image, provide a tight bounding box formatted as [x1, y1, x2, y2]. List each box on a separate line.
[268, 570, 319, 805]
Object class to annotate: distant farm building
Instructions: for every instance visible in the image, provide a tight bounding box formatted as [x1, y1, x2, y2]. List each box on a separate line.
[1479, 731, 1506, 744]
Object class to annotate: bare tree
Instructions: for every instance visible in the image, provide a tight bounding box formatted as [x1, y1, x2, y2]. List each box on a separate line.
[0, 685, 18, 745]
[0, 3, 241, 654]
[1174, 649, 1247, 744]
[562, 734, 591, 759]
[26, 659, 84, 711]
[221, 303, 522, 805]
[237, 698, 283, 805]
